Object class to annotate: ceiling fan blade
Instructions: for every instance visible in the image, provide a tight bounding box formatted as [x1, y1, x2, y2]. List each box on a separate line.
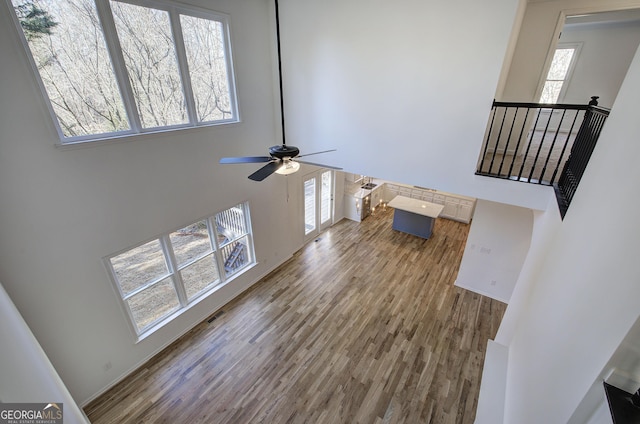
[220, 156, 272, 164]
[296, 159, 343, 170]
[248, 161, 281, 181]
[296, 149, 337, 158]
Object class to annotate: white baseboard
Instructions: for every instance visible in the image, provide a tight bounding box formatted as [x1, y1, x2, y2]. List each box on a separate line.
[454, 280, 510, 304]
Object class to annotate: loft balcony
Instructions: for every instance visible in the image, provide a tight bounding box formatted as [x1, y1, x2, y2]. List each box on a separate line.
[476, 96, 609, 218]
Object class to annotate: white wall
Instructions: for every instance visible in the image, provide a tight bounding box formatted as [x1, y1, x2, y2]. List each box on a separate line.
[475, 340, 510, 424]
[0, 283, 89, 423]
[276, 0, 557, 211]
[605, 316, 640, 392]
[0, 0, 310, 405]
[502, 42, 640, 423]
[495, 203, 563, 346]
[529, 17, 640, 135]
[456, 200, 533, 303]
[560, 17, 640, 108]
[568, 313, 640, 423]
[333, 171, 346, 222]
[501, 0, 640, 103]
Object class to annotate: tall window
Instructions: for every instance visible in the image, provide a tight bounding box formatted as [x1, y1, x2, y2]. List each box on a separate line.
[320, 170, 332, 224]
[304, 178, 316, 236]
[106, 203, 254, 338]
[303, 170, 334, 241]
[9, 0, 238, 143]
[539, 45, 580, 104]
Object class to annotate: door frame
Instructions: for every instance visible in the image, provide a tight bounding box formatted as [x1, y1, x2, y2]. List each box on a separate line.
[302, 169, 335, 243]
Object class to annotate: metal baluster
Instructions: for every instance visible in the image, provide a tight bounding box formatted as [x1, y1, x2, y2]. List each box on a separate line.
[517, 108, 543, 181]
[538, 108, 567, 183]
[488, 107, 508, 175]
[477, 102, 498, 175]
[528, 107, 554, 182]
[497, 107, 519, 177]
[507, 108, 530, 179]
[549, 109, 580, 185]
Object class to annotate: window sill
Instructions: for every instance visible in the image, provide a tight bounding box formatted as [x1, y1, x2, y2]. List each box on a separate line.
[134, 261, 257, 344]
[54, 119, 240, 151]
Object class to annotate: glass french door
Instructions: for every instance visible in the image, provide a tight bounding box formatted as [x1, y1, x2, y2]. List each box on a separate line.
[303, 170, 334, 241]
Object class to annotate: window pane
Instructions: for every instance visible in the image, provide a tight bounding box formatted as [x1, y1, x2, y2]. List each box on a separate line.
[12, 0, 129, 137]
[321, 171, 332, 224]
[169, 220, 212, 266]
[106, 203, 254, 337]
[540, 81, 563, 104]
[127, 277, 180, 331]
[110, 239, 168, 296]
[304, 178, 316, 235]
[216, 205, 248, 247]
[220, 236, 250, 276]
[180, 254, 220, 300]
[180, 15, 233, 122]
[111, 1, 187, 128]
[547, 48, 574, 80]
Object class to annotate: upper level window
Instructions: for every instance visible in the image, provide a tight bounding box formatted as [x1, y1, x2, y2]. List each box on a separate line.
[9, 0, 238, 144]
[539, 44, 580, 104]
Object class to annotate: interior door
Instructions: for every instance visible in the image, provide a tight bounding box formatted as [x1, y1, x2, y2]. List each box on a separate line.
[303, 170, 334, 242]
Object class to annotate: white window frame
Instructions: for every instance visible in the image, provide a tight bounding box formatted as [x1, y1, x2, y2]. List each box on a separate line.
[6, 0, 239, 145]
[303, 169, 335, 243]
[539, 42, 582, 104]
[104, 202, 255, 341]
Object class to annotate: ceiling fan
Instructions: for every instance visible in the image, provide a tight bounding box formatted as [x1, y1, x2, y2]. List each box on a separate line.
[219, 0, 340, 182]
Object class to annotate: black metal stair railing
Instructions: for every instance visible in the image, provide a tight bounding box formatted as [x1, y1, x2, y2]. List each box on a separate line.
[555, 100, 609, 216]
[476, 96, 609, 218]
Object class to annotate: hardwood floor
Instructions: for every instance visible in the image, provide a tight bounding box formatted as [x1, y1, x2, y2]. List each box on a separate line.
[477, 129, 575, 183]
[85, 207, 506, 424]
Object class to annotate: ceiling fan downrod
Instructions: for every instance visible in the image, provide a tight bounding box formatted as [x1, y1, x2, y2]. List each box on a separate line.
[274, 0, 287, 149]
[217, 0, 340, 181]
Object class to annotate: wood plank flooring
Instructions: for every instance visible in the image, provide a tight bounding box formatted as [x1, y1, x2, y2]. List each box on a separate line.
[85, 207, 506, 424]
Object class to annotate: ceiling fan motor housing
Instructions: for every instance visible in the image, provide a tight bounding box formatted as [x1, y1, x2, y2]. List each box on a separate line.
[269, 145, 299, 159]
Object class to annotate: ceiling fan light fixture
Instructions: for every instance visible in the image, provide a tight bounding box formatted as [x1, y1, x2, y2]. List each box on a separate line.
[275, 159, 300, 175]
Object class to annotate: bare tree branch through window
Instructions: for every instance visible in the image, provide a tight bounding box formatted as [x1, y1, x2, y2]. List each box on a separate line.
[11, 0, 237, 142]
